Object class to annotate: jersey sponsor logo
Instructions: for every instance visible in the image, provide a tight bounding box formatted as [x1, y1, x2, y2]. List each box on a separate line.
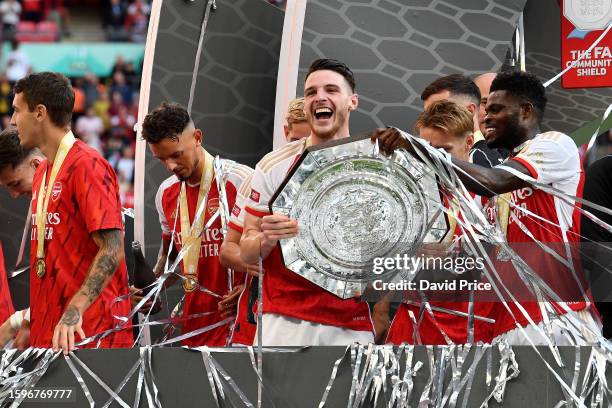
[30, 212, 61, 241]
[250, 189, 260, 202]
[511, 187, 533, 203]
[208, 197, 219, 216]
[173, 228, 222, 258]
[51, 182, 62, 202]
[232, 204, 241, 217]
[32, 212, 61, 225]
[508, 187, 534, 225]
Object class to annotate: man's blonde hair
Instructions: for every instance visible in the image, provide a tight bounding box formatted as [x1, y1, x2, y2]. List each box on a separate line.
[286, 97, 306, 127]
[414, 100, 473, 138]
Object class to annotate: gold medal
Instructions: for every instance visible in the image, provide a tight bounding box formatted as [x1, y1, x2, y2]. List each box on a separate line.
[182, 274, 197, 293]
[35, 132, 76, 280]
[35, 258, 46, 278]
[179, 149, 214, 294]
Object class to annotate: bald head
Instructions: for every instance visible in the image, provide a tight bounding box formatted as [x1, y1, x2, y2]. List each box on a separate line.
[474, 73, 497, 136]
[474, 73, 497, 97]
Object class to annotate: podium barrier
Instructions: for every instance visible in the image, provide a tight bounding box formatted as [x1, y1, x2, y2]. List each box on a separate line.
[3, 345, 610, 407]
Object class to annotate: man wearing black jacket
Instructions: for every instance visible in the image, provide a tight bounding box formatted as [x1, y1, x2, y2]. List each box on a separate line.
[581, 155, 612, 339]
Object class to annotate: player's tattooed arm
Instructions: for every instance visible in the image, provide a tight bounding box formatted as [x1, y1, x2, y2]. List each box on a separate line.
[54, 228, 124, 354]
[70, 228, 125, 310]
[59, 305, 80, 325]
[84, 229, 124, 301]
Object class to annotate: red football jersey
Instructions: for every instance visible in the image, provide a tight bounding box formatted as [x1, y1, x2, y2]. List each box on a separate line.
[0, 244, 15, 324]
[386, 195, 495, 345]
[29, 140, 133, 348]
[156, 160, 251, 346]
[486, 132, 589, 337]
[231, 273, 256, 345]
[245, 140, 373, 333]
[387, 301, 495, 345]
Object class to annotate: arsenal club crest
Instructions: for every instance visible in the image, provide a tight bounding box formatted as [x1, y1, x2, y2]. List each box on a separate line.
[51, 182, 62, 202]
[208, 197, 219, 216]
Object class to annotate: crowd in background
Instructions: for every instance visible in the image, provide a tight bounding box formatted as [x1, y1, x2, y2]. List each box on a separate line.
[0, 0, 149, 208]
[0, 53, 140, 207]
[71, 55, 139, 208]
[0, 0, 282, 210]
[0, 0, 71, 39]
[0, 0, 151, 42]
[102, 0, 150, 42]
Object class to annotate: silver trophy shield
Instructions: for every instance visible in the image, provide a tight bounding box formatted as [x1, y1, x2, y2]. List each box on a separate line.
[270, 135, 449, 299]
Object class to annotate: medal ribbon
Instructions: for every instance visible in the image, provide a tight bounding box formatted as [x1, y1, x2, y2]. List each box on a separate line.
[496, 193, 512, 238]
[179, 149, 214, 290]
[496, 144, 528, 239]
[35, 131, 77, 268]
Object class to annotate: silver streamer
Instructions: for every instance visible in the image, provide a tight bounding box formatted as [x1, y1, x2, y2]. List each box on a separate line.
[318, 343, 501, 408]
[213, 156, 236, 346]
[64, 354, 95, 408]
[257, 256, 264, 408]
[201, 347, 254, 407]
[5, 10, 612, 408]
[0, 348, 60, 406]
[187, 0, 217, 115]
[69, 352, 132, 408]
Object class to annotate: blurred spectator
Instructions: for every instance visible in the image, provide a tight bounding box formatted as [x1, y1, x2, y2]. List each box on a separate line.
[6, 41, 30, 83]
[105, 0, 128, 41]
[110, 103, 136, 142]
[126, 0, 150, 18]
[110, 71, 133, 106]
[125, 0, 149, 43]
[0, 0, 21, 41]
[75, 107, 104, 153]
[44, 0, 70, 37]
[92, 90, 111, 130]
[111, 55, 127, 77]
[130, 91, 139, 118]
[116, 145, 134, 183]
[0, 74, 11, 117]
[1, 115, 10, 129]
[107, 90, 125, 116]
[124, 61, 139, 88]
[22, 0, 43, 22]
[125, 8, 147, 43]
[72, 77, 86, 120]
[83, 72, 101, 109]
[105, 137, 124, 169]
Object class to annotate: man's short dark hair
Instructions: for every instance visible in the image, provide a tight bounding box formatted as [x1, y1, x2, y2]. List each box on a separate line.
[490, 70, 547, 122]
[305, 58, 356, 92]
[0, 127, 32, 171]
[142, 102, 191, 144]
[14, 72, 74, 128]
[421, 74, 481, 105]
